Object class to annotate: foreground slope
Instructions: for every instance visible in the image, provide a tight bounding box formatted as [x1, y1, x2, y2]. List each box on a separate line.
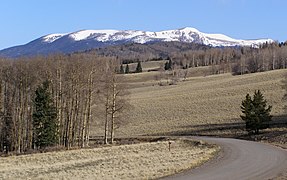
[105, 69, 286, 136]
[0, 139, 217, 179]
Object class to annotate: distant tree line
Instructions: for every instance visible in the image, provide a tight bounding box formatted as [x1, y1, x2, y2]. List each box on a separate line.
[118, 61, 142, 74]
[168, 42, 287, 75]
[0, 54, 129, 154]
[92, 41, 208, 63]
[94, 41, 287, 77]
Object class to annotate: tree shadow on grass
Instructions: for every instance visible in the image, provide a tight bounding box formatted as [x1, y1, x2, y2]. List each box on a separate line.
[160, 115, 287, 142]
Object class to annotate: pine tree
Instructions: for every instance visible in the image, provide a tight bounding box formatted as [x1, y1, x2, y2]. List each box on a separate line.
[33, 80, 58, 149]
[240, 90, 272, 134]
[164, 61, 169, 70]
[119, 64, 125, 74]
[2, 115, 13, 153]
[164, 59, 172, 70]
[240, 94, 256, 132]
[252, 90, 272, 131]
[125, 64, 130, 74]
[135, 61, 142, 73]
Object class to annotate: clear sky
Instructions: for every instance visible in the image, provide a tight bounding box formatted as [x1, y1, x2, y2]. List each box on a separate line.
[0, 0, 286, 50]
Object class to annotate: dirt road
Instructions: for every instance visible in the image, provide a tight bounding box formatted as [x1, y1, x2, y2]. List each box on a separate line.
[163, 137, 287, 180]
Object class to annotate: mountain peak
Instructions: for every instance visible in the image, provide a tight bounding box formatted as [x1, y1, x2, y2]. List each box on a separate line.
[178, 27, 200, 32]
[0, 27, 273, 58]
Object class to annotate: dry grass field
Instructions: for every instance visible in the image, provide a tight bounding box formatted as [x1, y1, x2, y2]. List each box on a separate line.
[0, 139, 218, 179]
[1, 67, 286, 179]
[123, 60, 167, 72]
[99, 69, 287, 137]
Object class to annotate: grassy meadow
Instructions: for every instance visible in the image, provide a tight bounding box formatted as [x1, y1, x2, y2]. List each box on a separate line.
[2, 64, 286, 179]
[124, 60, 167, 72]
[0, 139, 218, 179]
[96, 68, 287, 137]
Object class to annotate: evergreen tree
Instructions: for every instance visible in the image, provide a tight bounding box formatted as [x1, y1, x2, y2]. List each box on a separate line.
[241, 94, 256, 132]
[135, 61, 142, 73]
[125, 64, 130, 74]
[180, 60, 184, 68]
[240, 90, 272, 134]
[2, 115, 13, 153]
[164, 59, 173, 70]
[33, 80, 58, 149]
[164, 61, 169, 70]
[119, 64, 125, 74]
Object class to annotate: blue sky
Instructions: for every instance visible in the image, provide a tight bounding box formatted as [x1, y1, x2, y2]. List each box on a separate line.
[0, 0, 286, 50]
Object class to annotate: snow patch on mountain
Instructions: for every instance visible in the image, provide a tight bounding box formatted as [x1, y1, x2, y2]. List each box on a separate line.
[69, 30, 120, 41]
[42, 33, 66, 43]
[40, 27, 273, 47]
[0, 27, 274, 58]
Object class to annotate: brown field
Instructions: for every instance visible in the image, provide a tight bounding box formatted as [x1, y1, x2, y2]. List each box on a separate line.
[92, 69, 287, 137]
[0, 67, 287, 179]
[123, 60, 167, 72]
[2, 66, 286, 179]
[90, 67, 287, 178]
[0, 139, 218, 179]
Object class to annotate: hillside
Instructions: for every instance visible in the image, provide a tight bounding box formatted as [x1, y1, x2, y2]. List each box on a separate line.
[0, 139, 218, 179]
[91, 69, 287, 136]
[0, 27, 272, 58]
[88, 41, 208, 61]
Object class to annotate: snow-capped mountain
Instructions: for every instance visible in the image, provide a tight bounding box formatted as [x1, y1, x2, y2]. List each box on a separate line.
[0, 27, 273, 58]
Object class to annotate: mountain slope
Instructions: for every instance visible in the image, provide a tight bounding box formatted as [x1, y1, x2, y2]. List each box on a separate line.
[0, 27, 273, 58]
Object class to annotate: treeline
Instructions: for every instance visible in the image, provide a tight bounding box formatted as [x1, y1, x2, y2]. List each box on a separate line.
[167, 41, 287, 75]
[89, 41, 287, 76]
[119, 61, 143, 74]
[0, 54, 128, 154]
[88, 41, 209, 62]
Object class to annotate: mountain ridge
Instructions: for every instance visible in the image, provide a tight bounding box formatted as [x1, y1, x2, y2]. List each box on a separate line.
[0, 27, 273, 58]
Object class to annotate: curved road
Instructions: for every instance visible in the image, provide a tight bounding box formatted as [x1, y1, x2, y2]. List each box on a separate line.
[163, 137, 287, 180]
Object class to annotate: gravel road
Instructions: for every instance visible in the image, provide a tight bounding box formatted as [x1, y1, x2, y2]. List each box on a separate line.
[163, 137, 287, 180]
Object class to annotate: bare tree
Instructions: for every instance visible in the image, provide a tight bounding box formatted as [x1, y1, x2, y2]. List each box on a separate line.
[102, 60, 130, 144]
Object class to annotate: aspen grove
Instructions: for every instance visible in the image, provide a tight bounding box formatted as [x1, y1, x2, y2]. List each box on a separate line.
[0, 54, 128, 153]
